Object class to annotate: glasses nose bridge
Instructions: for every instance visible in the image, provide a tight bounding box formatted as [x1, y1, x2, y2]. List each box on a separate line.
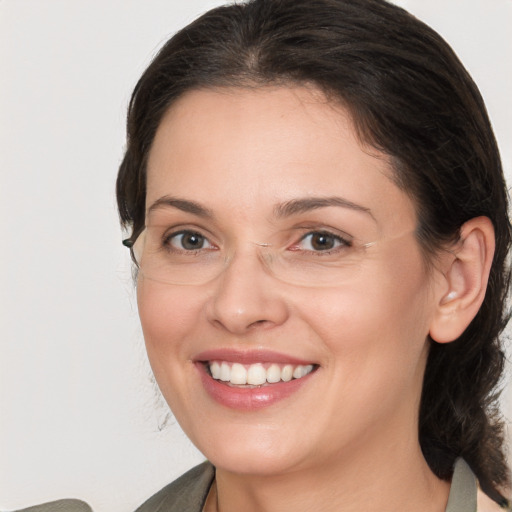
[206, 239, 290, 334]
[221, 239, 276, 278]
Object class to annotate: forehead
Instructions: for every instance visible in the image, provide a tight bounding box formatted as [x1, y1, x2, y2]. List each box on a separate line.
[146, 86, 416, 234]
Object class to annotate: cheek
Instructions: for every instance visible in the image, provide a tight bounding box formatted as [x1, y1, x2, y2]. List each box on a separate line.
[299, 264, 432, 440]
[136, 279, 203, 368]
[299, 249, 433, 383]
[136, 279, 211, 434]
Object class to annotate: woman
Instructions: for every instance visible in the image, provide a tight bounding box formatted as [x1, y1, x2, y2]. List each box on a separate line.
[116, 0, 511, 510]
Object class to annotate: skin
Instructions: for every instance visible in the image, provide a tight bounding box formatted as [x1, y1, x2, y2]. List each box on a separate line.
[138, 85, 461, 512]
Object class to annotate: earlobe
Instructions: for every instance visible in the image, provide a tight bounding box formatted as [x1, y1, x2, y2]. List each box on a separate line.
[429, 217, 495, 344]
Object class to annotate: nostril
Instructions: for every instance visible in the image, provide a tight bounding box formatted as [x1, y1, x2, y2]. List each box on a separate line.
[248, 319, 269, 329]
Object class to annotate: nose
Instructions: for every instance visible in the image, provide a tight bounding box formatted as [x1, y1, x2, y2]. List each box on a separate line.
[205, 249, 289, 335]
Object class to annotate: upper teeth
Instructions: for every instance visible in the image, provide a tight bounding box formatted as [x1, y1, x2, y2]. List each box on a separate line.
[209, 361, 314, 386]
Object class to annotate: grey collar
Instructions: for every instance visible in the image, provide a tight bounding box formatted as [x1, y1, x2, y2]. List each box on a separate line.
[133, 458, 479, 512]
[445, 458, 477, 512]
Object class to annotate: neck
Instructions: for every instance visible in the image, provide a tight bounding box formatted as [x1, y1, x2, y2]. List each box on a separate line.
[209, 432, 450, 512]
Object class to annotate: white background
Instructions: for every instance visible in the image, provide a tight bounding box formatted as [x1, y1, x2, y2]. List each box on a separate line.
[1, 1, 510, 510]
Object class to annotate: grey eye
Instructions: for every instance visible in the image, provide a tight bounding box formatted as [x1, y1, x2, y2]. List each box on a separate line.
[169, 231, 210, 250]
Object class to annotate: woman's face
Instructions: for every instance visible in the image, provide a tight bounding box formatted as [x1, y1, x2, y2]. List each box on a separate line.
[138, 86, 440, 476]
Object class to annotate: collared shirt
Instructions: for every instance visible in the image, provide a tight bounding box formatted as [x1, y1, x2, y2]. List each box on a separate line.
[11, 458, 508, 512]
[134, 458, 500, 512]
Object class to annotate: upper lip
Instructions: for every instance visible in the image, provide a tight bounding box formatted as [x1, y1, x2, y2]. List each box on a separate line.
[194, 348, 316, 366]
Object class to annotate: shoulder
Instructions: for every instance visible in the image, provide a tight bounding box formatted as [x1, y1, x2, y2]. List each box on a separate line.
[134, 461, 215, 512]
[10, 499, 92, 512]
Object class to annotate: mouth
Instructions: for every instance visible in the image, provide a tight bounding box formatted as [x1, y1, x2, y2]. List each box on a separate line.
[194, 350, 319, 410]
[205, 361, 317, 387]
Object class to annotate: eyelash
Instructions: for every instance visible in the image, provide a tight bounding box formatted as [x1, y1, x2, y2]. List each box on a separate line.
[292, 231, 352, 254]
[162, 230, 217, 253]
[162, 229, 352, 255]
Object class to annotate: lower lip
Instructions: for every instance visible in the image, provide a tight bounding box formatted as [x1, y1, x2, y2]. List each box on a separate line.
[196, 363, 315, 411]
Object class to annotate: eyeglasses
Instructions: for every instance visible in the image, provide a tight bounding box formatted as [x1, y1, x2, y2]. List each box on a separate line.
[123, 224, 412, 287]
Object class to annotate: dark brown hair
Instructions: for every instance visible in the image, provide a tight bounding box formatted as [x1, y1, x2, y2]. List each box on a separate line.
[117, 0, 511, 503]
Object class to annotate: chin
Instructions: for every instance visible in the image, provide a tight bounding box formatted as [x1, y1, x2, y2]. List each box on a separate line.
[189, 421, 309, 476]
[206, 445, 303, 476]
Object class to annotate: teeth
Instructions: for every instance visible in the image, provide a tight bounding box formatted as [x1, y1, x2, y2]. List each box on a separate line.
[292, 365, 303, 379]
[220, 362, 230, 382]
[282, 364, 293, 382]
[210, 361, 221, 380]
[266, 364, 281, 383]
[230, 363, 247, 385]
[247, 363, 267, 385]
[208, 361, 314, 386]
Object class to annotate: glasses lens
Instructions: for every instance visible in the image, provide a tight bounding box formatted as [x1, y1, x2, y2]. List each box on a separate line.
[130, 227, 408, 287]
[267, 249, 365, 287]
[132, 227, 226, 285]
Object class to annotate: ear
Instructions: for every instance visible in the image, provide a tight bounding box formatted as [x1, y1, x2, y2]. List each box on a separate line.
[429, 217, 495, 344]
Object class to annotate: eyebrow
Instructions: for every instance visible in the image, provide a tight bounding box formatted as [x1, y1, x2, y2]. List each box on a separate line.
[147, 196, 214, 219]
[147, 195, 374, 222]
[274, 196, 375, 221]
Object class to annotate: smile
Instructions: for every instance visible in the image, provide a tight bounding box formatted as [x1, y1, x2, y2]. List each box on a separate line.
[195, 350, 319, 410]
[207, 361, 315, 386]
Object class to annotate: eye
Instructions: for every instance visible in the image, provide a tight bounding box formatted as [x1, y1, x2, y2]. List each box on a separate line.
[166, 231, 215, 251]
[295, 231, 351, 252]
